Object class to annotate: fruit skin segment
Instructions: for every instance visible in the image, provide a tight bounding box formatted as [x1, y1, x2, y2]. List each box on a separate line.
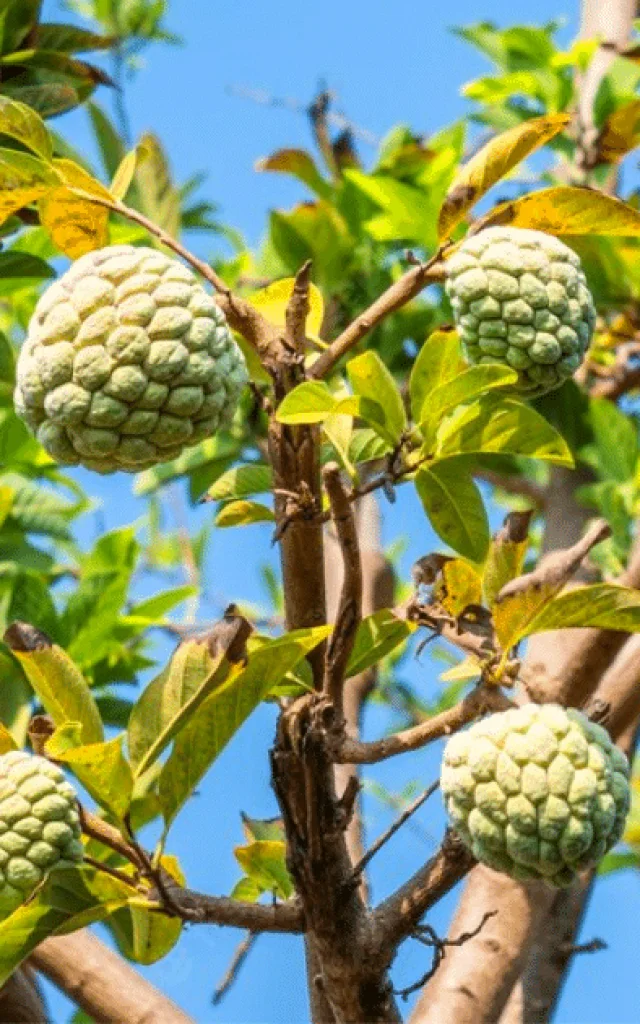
[14, 245, 248, 473]
[0, 750, 83, 920]
[441, 703, 630, 886]
[446, 227, 596, 397]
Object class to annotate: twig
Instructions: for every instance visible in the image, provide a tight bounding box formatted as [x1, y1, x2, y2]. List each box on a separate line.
[331, 685, 511, 765]
[393, 911, 498, 1000]
[323, 463, 363, 712]
[229, 83, 379, 145]
[285, 260, 313, 353]
[83, 854, 141, 892]
[351, 781, 440, 881]
[309, 254, 447, 379]
[212, 932, 258, 1005]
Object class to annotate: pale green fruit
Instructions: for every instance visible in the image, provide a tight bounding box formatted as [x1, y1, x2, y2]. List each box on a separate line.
[445, 228, 595, 397]
[441, 704, 630, 886]
[15, 245, 248, 472]
[0, 751, 82, 919]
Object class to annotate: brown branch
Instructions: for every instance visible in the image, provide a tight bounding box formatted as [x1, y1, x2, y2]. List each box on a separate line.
[323, 463, 363, 712]
[212, 933, 258, 1006]
[309, 257, 447, 379]
[332, 685, 511, 764]
[0, 968, 46, 1024]
[285, 260, 313, 353]
[32, 931, 194, 1024]
[394, 911, 498, 1001]
[351, 781, 440, 882]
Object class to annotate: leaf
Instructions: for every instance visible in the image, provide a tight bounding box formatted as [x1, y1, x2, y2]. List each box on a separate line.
[481, 185, 640, 236]
[46, 726, 133, 822]
[158, 625, 332, 828]
[207, 464, 273, 502]
[135, 132, 180, 239]
[4, 83, 83, 120]
[88, 102, 125, 180]
[255, 149, 331, 199]
[111, 902, 182, 965]
[35, 23, 115, 53]
[234, 841, 293, 900]
[241, 814, 285, 843]
[409, 329, 463, 423]
[0, 251, 54, 283]
[346, 610, 416, 677]
[524, 583, 640, 638]
[249, 277, 325, 342]
[599, 99, 640, 163]
[0, 96, 51, 160]
[0, 148, 58, 226]
[347, 350, 407, 444]
[215, 500, 274, 528]
[438, 113, 569, 239]
[128, 586, 196, 621]
[440, 656, 483, 682]
[418, 364, 517, 437]
[598, 850, 640, 876]
[483, 510, 534, 607]
[127, 636, 234, 778]
[39, 158, 111, 257]
[276, 381, 336, 424]
[0, 722, 17, 754]
[436, 395, 573, 466]
[110, 148, 139, 201]
[590, 397, 638, 483]
[492, 520, 611, 650]
[0, 868, 132, 982]
[415, 461, 490, 561]
[436, 559, 484, 617]
[4, 623, 103, 744]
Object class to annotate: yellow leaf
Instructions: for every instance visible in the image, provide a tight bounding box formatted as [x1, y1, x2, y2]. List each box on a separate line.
[39, 158, 112, 257]
[249, 278, 325, 343]
[599, 100, 640, 163]
[435, 559, 483, 617]
[438, 113, 570, 239]
[110, 148, 140, 201]
[0, 722, 17, 755]
[0, 148, 58, 227]
[480, 185, 640, 236]
[440, 656, 482, 683]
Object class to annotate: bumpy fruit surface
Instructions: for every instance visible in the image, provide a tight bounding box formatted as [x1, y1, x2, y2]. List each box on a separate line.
[441, 704, 630, 886]
[0, 751, 83, 919]
[15, 245, 248, 472]
[445, 227, 596, 397]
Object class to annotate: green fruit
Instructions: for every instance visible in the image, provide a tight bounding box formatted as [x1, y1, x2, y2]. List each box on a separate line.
[441, 704, 630, 886]
[445, 228, 595, 397]
[0, 751, 83, 919]
[15, 245, 248, 472]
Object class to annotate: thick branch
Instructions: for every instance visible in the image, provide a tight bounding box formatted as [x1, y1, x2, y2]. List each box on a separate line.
[309, 258, 446, 379]
[0, 968, 46, 1023]
[32, 931, 193, 1024]
[323, 463, 363, 711]
[332, 685, 511, 764]
[285, 260, 312, 352]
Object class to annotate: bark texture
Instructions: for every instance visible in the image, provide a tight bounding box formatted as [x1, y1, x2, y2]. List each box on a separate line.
[0, 968, 46, 1024]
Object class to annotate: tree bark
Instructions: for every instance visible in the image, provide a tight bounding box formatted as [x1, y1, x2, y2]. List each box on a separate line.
[0, 968, 46, 1024]
[32, 931, 193, 1024]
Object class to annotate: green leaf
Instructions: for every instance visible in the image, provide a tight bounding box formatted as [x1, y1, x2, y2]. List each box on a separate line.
[415, 460, 490, 561]
[598, 850, 640, 876]
[128, 637, 233, 778]
[110, 148, 139, 201]
[0, 868, 132, 980]
[0, 250, 54, 283]
[436, 395, 573, 466]
[88, 102, 125, 180]
[255, 149, 332, 199]
[241, 814, 285, 843]
[207, 464, 273, 501]
[347, 350, 407, 444]
[524, 583, 640, 637]
[233, 841, 293, 900]
[215, 501, 275, 528]
[409, 329, 463, 423]
[590, 397, 638, 483]
[35, 23, 115, 53]
[158, 625, 332, 828]
[135, 132, 180, 239]
[0, 96, 52, 160]
[276, 381, 336, 424]
[111, 902, 182, 965]
[418, 363, 517, 437]
[46, 726, 133, 822]
[128, 586, 196, 621]
[346, 610, 416, 677]
[0, 567, 60, 640]
[5, 628, 103, 744]
[349, 429, 391, 464]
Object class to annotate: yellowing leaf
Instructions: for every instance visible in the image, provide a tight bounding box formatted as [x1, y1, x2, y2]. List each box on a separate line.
[599, 100, 640, 164]
[249, 278, 325, 342]
[234, 840, 293, 900]
[255, 149, 331, 199]
[39, 158, 111, 257]
[110, 148, 139, 201]
[440, 655, 482, 682]
[215, 500, 275, 527]
[0, 97, 52, 160]
[481, 185, 640, 236]
[0, 722, 17, 755]
[436, 559, 483, 617]
[483, 510, 533, 608]
[438, 113, 569, 239]
[524, 583, 640, 637]
[0, 148, 58, 227]
[46, 726, 133, 822]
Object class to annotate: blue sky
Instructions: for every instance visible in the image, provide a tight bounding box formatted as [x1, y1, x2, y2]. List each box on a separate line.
[39, 0, 640, 1021]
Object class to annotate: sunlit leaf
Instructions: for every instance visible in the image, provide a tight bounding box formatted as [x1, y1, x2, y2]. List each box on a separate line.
[215, 500, 275, 527]
[483, 510, 533, 607]
[346, 610, 416, 677]
[39, 158, 111, 257]
[0, 96, 52, 160]
[249, 277, 325, 342]
[347, 350, 406, 444]
[256, 148, 331, 199]
[46, 725, 133, 822]
[481, 185, 640, 236]
[234, 840, 293, 900]
[409, 329, 463, 424]
[207, 464, 273, 502]
[0, 148, 58, 227]
[436, 559, 483, 616]
[524, 583, 640, 637]
[418, 363, 517, 437]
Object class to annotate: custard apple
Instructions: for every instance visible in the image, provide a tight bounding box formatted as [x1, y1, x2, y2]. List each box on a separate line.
[0, 750, 83, 919]
[445, 227, 596, 397]
[441, 703, 630, 886]
[14, 245, 248, 472]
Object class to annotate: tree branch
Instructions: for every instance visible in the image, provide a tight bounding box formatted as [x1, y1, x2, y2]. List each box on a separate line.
[285, 260, 313, 353]
[309, 257, 447, 379]
[323, 463, 363, 713]
[352, 781, 440, 882]
[0, 968, 46, 1023]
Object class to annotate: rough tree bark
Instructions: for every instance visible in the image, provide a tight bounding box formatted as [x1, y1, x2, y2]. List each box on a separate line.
[0, 968, 46, 1024]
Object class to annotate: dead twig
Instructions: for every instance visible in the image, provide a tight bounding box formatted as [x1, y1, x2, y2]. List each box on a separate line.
[393, 911, 498, 1000]
[351, 781, 440, 881]
[212, 932, 259, 1005]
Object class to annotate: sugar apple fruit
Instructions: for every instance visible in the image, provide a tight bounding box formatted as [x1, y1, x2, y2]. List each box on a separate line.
[0, 750, 83, 918]
[441, 703, 630, 886]
[14, 245, 248, 472]
[445, 227, 596, 397]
